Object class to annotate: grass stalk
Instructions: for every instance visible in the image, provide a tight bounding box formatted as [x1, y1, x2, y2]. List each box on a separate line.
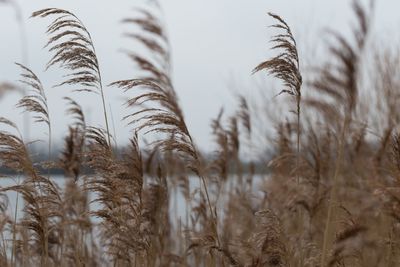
[320, 118, 348, 266]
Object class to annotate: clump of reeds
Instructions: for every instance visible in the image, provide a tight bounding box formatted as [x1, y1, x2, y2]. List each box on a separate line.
[313, 2, 372, 265]
[2, 0, 400, 266]
[110, 5, 223, 261]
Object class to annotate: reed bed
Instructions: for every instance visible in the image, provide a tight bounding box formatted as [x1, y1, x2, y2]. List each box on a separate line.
[0, 0, 400, 266]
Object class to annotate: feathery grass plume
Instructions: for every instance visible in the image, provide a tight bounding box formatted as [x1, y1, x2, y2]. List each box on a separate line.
[15, 63, 52, 159]
[235, 95, 256, 189]
[85, 128, 148, 264]
[252, 13, 302, 98]
[227, 116, 247, 190]
[253, 12, 302, 184]
[317, 2, 372, 266]
[220, 180, 259, 266]
[58, 104, 93, 266]
[59, 97, 86, 180]
[227, 117, 240, 160]
[300, 122, 333, 221]
[111, 3, 219, 246]
[0, 118, 64, 265]
[373, 133, 400, 225]
[0, 118, 29, 266]
[187, 234, 242, 267]
[122, 6, 171, 77]
[250, 209, 287, 267]
[237, 95, 251, 136]
[60, 125, 84, 181]
[310, 1, 370, 120]
[64, 97, 85, 129]
[267, 120, 295, 177]
[210, 108, 248, 193]
[370, 49, 400, 170]
[1, 179, 63, 266]
[59, 179, 94, 266]
[210, 109, 229, 182]
[211, 105, 251, 179]
[31, 8, 112, 146]
[141, 167, 172, 265]
[0, 117, 34, 176]
[16, 64, 49, 127]
[112, 6, 190, 167]
[328, 206, 368, 267]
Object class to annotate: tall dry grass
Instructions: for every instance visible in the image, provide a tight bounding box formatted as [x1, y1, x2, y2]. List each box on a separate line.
[0, 0, 400, 266]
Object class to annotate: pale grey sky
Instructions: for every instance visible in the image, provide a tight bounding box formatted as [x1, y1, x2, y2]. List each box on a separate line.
[0, 0, 399, 150]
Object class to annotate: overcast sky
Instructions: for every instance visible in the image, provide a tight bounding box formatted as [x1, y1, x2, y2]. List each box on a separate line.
[0, 0, 399, 150]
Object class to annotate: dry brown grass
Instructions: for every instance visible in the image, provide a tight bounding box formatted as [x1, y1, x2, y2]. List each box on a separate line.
[1, 0, 400, 266]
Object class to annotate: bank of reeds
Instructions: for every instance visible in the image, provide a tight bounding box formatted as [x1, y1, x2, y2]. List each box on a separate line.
[1, 0, 400, 266]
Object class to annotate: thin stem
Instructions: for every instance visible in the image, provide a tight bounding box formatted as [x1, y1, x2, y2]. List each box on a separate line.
[296, 96, 301, 185]
[199, 174, 221, 247]
[320, 117, 348, 267]
[11, 184, 20, 267]
[48, 125, 52, 161]
[109, 103, 118, 150]
[99, 82, 112, 148]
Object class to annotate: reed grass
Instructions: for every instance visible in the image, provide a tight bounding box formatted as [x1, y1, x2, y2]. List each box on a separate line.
[1, 0, 400, 266]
